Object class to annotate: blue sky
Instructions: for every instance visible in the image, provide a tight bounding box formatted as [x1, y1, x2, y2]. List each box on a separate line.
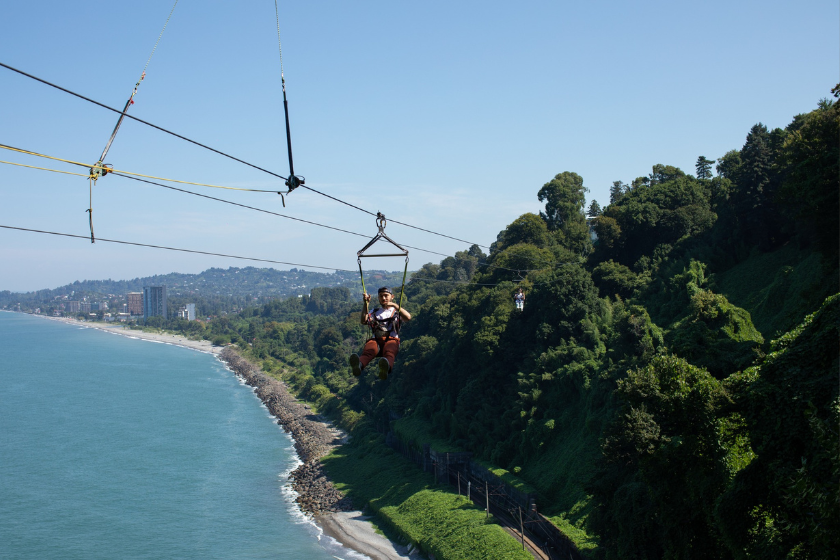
[1, 0, 837, 292]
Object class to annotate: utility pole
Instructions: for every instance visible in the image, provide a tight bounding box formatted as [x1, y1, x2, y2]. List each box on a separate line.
[485, 481, 489, 519]
[519, 507, 525, 550]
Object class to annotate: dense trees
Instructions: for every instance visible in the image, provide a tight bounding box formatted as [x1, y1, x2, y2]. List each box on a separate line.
[187, 96, 838, 559]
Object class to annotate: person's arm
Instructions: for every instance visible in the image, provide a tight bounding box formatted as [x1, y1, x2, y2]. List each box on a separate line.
[388, 302, 411, 321]
[361, 293, 370, 324]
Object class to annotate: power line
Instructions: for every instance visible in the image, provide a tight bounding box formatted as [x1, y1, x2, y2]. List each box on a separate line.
[0, 224, 353, 272]
[0, 61, 491, 249]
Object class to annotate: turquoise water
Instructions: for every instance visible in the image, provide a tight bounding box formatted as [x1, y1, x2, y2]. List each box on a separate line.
[0, 312, 357, 559]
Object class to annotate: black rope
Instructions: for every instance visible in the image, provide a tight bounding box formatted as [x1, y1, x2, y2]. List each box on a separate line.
[111, 173, 452, 259]
[0, 223, 573, 288]
[2, 61, 499, 252]
[0, 224, 352, 271]
[0, 61, 289, 182]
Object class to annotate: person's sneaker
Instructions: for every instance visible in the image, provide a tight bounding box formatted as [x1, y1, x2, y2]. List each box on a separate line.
[349, 353, 362, 377]
[377, 358, 390, 380]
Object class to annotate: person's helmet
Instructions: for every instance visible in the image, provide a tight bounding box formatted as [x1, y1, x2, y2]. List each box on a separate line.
[378, 286, 393, 295]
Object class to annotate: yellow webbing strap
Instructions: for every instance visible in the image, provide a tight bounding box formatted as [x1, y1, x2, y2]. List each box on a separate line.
[0, 144, 278, 193]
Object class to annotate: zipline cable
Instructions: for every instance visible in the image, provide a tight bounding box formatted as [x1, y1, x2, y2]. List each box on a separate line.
[0, 155, 556, 270]
[0, 224, 354, 272]
[0, 222, 573, 288]
[0, 143, 280, 193]
[113, 173, 455, 259]
[0, 63, 493, 249]
[0, 155, 456, 260]
[0, 159, 88, 177]
[0, 61, 290, 182]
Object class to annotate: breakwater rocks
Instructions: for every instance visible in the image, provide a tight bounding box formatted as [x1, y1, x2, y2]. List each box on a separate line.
[219, 348, 353, 516]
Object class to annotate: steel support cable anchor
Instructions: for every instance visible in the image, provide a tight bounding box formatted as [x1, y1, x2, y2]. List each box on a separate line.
[274, 0, 304, 207]
[86, 0, 180, 242]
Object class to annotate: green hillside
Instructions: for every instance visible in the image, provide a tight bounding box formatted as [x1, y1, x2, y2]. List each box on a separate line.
[125, 95, 840, 558]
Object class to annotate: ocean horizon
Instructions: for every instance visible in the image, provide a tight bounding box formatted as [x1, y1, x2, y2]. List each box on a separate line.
[0, 312, 361, 559]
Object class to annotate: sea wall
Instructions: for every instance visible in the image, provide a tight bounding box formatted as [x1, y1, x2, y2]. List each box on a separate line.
[219, 347, 353, 515]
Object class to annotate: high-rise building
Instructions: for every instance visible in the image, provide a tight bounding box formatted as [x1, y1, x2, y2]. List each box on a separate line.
[127, 292, 143, 315]
[66, 301, 81, 313]
[176, 303, 196, 321]
[143, 286, 167, 319]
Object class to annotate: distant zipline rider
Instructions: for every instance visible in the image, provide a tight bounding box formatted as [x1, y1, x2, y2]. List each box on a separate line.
[514, 287, 525, 310]
[350, 213, 411, 380]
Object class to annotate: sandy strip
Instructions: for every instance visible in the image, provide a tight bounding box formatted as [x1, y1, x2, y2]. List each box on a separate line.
[318, 511, 414, 560]
[39, 316, 221, 354]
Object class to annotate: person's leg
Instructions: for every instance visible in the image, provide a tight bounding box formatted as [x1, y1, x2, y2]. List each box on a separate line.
[380, 338, 401, 372]
[359, 338, 381, 369]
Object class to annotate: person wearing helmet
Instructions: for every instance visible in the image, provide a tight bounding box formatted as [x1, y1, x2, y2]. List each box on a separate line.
[349, 286, 411, 380]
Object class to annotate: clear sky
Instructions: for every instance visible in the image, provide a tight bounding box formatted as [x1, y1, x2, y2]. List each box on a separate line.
[1, 0, 837, 292]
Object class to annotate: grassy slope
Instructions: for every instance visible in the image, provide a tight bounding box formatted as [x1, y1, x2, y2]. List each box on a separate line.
[322, 432, 532, 560]
[711, 243, 837, 339]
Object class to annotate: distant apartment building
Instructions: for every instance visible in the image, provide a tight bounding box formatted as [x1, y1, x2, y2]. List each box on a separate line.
[127, 292, 143, 315]
[66, 301, 81, 313]
[80, 302, 92, 313]
[176, 303, 196, 321]
[143, 286, 167, 319]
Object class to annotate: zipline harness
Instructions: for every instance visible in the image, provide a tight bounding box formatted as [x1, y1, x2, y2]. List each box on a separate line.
[274, 0, 304, 207]
[357, 213, 409, 334]
[86, 0, 180, 242]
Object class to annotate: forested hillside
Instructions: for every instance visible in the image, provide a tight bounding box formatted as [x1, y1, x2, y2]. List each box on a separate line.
[199, 96, 838, 558]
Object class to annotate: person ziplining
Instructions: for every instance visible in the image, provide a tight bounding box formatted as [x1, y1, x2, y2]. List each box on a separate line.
[514, 287, 525, 310]
[350, 213, 411, 380]
[350, 286, 412, 380]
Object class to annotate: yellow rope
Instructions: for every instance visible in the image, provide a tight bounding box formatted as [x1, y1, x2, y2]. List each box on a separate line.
[0, 159, 89, 177]
[0, 144, 279, 193]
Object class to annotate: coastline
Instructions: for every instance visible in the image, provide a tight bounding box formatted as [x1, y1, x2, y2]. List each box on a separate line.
[27, 313, 411, 559]
[37, 315, 222, 354]
[219, 349, 413, 560]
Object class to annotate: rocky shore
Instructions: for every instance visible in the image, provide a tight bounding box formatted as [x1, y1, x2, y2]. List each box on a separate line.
[219, 348, 354, 515]
[219, 348, 413, 559]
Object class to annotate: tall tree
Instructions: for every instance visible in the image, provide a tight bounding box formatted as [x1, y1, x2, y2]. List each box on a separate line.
[609, 181, 627, 204]
[733, 123, 786, 248]
[537, 171, 590, 253]
[587, 200, 602, 217]
[695, 156, 715, 179]
[716, 150, 742, 180]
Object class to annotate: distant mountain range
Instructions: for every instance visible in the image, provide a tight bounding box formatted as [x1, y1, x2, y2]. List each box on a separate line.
[0, 266, 409, 313]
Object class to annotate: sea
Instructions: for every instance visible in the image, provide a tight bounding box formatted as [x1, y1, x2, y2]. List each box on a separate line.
[0, 312, 362, 560]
